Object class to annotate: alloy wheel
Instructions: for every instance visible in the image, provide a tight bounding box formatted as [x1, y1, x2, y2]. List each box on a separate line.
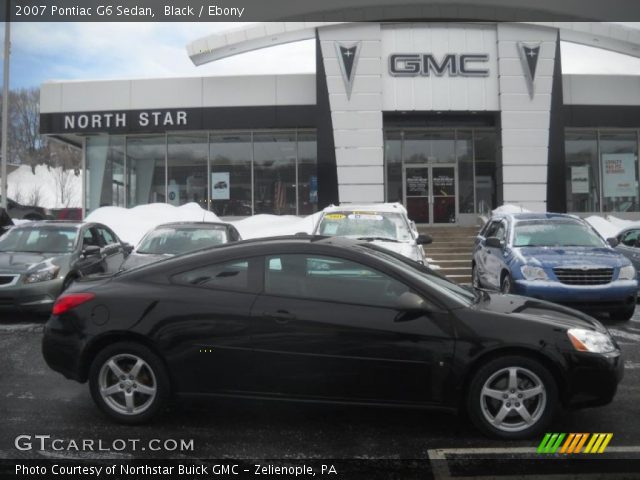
[98, 353, 157, 415]
[479, 366, 547, 433]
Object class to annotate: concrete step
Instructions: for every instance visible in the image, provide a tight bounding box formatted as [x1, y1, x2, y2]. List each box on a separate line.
[437, 267, 472, 276]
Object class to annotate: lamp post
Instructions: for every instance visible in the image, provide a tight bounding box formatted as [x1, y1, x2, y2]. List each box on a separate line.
[1, 2, 10, 211]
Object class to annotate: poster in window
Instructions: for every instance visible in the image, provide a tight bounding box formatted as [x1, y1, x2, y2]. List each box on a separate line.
[570, 166, 589, 194]
[167, 181, 180, 206]
[211, 172, 230, 200]
[603, 154, 637, 198]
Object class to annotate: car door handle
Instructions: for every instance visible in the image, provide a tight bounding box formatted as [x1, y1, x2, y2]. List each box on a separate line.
[263, 310, 296, 323]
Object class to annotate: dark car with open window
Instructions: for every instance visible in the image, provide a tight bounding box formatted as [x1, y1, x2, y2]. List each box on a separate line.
[43, 236, 623, 438]
[0, 221, 131, 315]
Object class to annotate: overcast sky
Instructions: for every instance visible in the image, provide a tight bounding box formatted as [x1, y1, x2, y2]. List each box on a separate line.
[3, 22, 640, 89]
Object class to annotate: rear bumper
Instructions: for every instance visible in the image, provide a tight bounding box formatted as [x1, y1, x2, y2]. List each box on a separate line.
[563, 350, 624, 409]
[41, 316, 86, 382]
[513, 280, 637, 310]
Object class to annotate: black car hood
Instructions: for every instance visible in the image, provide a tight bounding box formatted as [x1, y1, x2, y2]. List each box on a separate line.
[120, 252, 173, 270]
[0, 252, 64, 274]
[472, 291, 606, 333]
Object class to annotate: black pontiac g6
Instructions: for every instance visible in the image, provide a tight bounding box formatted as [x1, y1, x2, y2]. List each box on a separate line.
[42, 236, 623, 438]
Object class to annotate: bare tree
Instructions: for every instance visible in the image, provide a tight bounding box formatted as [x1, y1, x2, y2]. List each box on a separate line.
[9, 182, 23, 204]
[53, 166, 77, 207]
[27, 185, 43, 207]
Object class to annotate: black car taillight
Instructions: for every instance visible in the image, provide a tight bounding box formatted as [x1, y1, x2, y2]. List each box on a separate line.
[52, 293, 96, 316]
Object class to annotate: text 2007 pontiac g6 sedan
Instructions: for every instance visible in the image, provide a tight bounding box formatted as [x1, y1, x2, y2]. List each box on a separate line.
[42, 236, 623, 439]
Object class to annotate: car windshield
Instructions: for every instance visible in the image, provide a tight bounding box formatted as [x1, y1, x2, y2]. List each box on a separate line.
[513, 220, 606, 248]
[0, 227, 77, 253]
[359, 245, 476, 307]
[136, 226, 228, 255]
[317, 211, 413, 242]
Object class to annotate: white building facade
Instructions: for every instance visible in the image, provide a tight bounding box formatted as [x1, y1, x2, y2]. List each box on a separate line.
[40, 22, 640, 224]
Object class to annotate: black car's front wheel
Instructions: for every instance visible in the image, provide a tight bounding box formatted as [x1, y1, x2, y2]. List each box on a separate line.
[467, 355, 558, 439]
[89, 342, 169, 424]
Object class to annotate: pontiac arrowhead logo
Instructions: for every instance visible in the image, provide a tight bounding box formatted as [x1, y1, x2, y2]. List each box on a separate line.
[335, 42, 361, 100]
[517, 42, 541, 98]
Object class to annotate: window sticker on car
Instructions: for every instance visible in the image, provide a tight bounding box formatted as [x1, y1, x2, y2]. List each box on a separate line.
[348, 213, 383, 221]
[324, 213, 346, 220]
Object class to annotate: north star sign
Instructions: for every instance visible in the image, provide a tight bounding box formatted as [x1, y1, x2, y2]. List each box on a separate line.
[62, 110, 188, 131]
[389, 53, 489, 77]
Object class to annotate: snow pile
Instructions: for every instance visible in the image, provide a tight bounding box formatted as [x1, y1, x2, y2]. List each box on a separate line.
[584, 216, 620, 239]
[492, 204, 532, 215]
[85, 202, 322, 246]
[85, 203, 222, 245]
[7, 165, 82, 209]
[233, 212, 322, 239]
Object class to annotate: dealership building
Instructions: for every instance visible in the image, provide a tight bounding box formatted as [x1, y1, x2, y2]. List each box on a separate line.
[39, 21, 640, 225]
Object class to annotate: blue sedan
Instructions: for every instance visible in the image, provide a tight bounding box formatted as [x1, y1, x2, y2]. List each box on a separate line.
[472, 213, 637, 321]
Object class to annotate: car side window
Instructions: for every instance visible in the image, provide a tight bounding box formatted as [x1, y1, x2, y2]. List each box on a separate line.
[264, 254, 410, 307]
[494, 223, 506, 242]
[172, 259, 252, 292]
[621, 230, 640, 247]
[97, 227, 116, 246]
[484, 221, 500, 238]
[83, 229, 99, 247]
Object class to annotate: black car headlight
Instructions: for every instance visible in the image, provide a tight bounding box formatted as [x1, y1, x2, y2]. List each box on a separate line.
[567, 328, 616, 354]
[24, 265, 60, 284]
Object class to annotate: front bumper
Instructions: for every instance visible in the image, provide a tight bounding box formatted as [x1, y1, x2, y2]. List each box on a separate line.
[513, 279, 637, 310]
[0, 277, 63, 315]
[563, 349, 624, 409]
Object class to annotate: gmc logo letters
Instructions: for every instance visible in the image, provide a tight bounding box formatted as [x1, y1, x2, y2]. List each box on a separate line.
[389, 54, 489, 77]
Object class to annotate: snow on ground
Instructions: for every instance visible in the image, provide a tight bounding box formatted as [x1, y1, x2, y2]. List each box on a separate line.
[85, 203, 322, 246]
[7, 165, 82, 209]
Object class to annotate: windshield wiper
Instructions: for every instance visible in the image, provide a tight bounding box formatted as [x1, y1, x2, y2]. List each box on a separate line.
[356, 236, 400, 243]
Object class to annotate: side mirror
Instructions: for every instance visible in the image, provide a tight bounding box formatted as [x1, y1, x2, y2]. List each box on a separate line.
[606, 237, 619, 248]
[485, 237, 504, 249]
[82, 245, 101, 257]
[416, 234, 432, 245]
[123, 243, 134, 255]
[395, 292, 427, 312]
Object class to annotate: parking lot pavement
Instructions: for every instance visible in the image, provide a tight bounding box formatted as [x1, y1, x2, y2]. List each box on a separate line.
[2, 312, 640, 462]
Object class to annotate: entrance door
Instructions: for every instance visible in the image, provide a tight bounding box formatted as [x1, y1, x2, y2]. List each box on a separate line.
[403, 165, 457, 224]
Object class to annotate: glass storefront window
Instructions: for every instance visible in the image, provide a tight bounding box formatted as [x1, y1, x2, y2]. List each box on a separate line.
[404, 130, 456, 164]
[565, 131, 598, 212]
[297, 131, 319, 215]
[210, 133, 252, 216]
[86, 135, 125, 213]
[126, 135, 166, 207]
[167, 134, 208, 209]
[253, 132, 297, 215]
[474, 130, 498, 215]
[457, 131, 474, 214]
[600, 132, 639, 213]
[385, 130, 402, 203]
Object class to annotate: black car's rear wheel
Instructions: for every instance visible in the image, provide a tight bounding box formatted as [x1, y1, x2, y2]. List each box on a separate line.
[89, 342, 169, 423]
[467, 355, 558, 439]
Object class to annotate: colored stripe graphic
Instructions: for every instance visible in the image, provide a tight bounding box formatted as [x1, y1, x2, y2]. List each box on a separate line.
[539, 433, 613, 454]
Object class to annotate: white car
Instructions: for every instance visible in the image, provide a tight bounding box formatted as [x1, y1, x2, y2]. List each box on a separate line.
[312, 203, 432, 264]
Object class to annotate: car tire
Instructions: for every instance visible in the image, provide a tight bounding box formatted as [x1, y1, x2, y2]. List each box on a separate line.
[500, 272, 513, 294]
[89, 342, 170, 424]
[467, 355, 558, 439]
[611, 305, 635, 322]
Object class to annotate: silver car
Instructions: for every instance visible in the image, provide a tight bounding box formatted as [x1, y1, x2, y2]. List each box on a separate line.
[0, 221, 130, 316]
[312, 203, 432, 264]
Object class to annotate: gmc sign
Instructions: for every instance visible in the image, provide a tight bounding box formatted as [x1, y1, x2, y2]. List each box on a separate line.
[389, 53, 489, 77]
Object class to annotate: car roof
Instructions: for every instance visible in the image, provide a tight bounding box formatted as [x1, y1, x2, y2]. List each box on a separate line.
[13, 220, 83, 229]
[321, 203, 408, 215]
[151, 221, 232, 229]
[491, 212, 582, 223]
